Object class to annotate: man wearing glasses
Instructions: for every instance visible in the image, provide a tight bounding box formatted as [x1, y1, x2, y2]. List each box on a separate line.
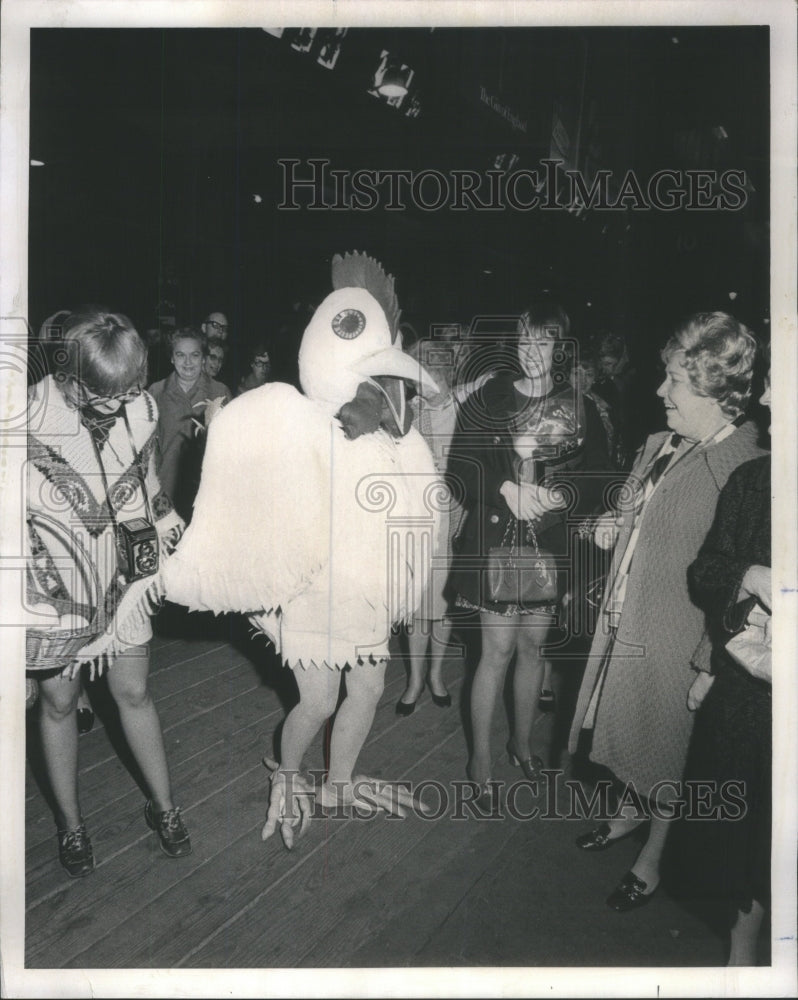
[201, 312, 230, 343]
[204, 338, 227, 380]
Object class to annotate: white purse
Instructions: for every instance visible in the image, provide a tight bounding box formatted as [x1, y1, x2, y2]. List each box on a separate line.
[725, 604, 771, 683]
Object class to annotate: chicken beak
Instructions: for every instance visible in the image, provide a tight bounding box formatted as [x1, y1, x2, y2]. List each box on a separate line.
[351, 347, 439, 437]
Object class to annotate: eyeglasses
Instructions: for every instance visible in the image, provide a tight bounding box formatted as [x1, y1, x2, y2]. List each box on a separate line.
[205, 320, 228, 332]
[77, 381, 143, 406]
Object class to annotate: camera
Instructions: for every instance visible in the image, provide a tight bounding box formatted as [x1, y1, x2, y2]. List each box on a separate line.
[116, 518, 159, 582]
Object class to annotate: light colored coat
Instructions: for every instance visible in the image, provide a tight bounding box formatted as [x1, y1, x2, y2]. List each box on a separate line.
[568, 421, 764, 798]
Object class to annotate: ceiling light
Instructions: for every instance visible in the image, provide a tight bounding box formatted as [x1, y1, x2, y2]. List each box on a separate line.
[378, 64, 411, 99]
[30, 159, 45, 167]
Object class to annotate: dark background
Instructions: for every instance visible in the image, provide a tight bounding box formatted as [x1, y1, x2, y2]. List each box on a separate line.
[28, 25, 769, 405]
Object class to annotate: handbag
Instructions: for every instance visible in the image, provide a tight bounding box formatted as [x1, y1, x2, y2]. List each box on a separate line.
[486, 518, 561, 605]
[725, 605, 771, 682]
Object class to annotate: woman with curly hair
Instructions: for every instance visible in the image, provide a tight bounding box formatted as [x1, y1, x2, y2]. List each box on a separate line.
[569, 311, 765, 912]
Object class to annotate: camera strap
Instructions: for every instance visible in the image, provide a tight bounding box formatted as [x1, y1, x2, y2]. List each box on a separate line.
[88, 406, 155, 530]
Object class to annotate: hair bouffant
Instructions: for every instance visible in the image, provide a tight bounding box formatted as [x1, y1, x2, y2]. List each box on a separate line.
[169, 326, 207, 355]
[662, 311, 758, 418]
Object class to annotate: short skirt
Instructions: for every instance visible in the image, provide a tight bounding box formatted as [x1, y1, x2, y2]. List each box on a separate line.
[454, 592, 560, 623]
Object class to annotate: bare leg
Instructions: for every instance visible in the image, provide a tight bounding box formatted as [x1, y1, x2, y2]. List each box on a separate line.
[401, 626, 429, 705]
[728, 900, 765, 966]
[280, 667, 340, 772]
[511, 613, 550, 761]
[630, 813, 671, 890]
[469, 611, 518, 785]
[106, 645, 175, 813]
[427, 618, 453, 698]
[38, 671, 82, 830]
[327, 660, 387, 788]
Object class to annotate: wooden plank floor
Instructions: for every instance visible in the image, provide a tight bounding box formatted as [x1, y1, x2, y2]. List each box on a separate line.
[25, 606, 729, 970]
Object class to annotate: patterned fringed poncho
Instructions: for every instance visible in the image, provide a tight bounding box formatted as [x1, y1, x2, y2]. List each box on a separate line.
[26, 376, 183, 671]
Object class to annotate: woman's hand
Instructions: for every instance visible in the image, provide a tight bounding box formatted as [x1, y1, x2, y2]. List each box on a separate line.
[500, 481, 565, 521]
[687, 671, 715, 711]
[513, 434, 537, 461]
[594, 511, 624, 551]
[739, 565, 772, 611]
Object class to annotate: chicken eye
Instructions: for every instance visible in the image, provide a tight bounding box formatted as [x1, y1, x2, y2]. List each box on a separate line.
[332, 309, 366, 340]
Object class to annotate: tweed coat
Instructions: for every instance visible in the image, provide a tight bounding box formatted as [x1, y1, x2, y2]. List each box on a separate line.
[568, 420, 764, 800]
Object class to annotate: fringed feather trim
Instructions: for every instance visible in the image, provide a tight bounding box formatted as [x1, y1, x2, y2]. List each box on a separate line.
[163, 557, 324, 618]
[73, 571, 167, 671]
[286, 653, 390, 672]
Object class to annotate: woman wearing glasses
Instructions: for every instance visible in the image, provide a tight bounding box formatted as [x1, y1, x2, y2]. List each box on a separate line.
[26, 308, 191, 877]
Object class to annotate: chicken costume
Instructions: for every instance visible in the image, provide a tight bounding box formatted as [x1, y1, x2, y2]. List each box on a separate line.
[163, 253, 441, 845]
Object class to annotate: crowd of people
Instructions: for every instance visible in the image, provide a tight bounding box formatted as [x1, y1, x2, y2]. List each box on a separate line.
[24, 290, 773, 965]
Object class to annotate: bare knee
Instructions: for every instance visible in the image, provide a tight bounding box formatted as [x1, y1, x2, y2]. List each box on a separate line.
[39, 679, 80, 722]
[295, 669, 341, 722]
[515, 620, 548, 662]
[111, 672, 151, 711]
[345, 662, 386, 704]
[479, 621, 517, 670]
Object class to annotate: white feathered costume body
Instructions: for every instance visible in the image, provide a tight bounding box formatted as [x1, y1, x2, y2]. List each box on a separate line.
[163, 268, 441, 671]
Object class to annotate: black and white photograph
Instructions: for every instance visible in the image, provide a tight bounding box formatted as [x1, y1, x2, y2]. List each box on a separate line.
[1, 1, 796, 996]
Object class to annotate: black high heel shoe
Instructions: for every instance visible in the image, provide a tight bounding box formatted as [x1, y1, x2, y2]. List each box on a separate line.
[537, 688, 556, 713]
[77, 706, 95, 735]
[466, 763, 496, 811]
[471, 781, 495, 810]
[395, 696, 417, 717]
[428, 681, 451, 708]
[506, 741, 544, 781]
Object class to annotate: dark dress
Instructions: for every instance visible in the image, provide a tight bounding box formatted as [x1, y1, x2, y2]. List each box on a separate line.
[447, 373, 611, 616]
[686, 454, 771, 914]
